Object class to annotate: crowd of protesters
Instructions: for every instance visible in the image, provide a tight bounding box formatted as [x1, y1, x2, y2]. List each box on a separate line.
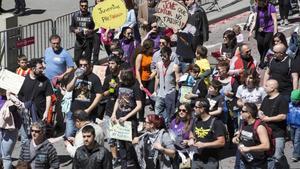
[0, 0, 300, 169]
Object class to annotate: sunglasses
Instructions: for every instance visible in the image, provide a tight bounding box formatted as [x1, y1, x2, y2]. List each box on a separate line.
[194, 105, 202, 109]
[241, 110, 248, 113]
[80, 4, 88, 7]
[31, 129, 41, 133]
[179, 109, 187, 113]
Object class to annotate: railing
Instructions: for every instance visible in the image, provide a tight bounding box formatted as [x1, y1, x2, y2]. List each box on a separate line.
[0, 19, 54, 69]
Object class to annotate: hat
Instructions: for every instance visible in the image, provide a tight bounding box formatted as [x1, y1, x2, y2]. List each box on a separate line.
[291, 89, 300, 102]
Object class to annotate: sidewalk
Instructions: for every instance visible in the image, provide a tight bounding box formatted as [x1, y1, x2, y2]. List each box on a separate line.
[1, 0, 250, 26]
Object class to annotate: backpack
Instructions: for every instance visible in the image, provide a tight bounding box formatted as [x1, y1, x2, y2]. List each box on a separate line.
[252, 119, 275, 157]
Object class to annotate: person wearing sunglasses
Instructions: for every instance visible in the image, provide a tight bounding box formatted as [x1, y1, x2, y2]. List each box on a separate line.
[232, 103, 270, 169]
[188, 98, 226, 169]
[66, 57, 102, 137]
[70, 0, 95, 66]
[19, 121, 59, 169]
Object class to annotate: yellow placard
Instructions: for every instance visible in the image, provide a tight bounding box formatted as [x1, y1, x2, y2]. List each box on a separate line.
[92, 0, 128, 29]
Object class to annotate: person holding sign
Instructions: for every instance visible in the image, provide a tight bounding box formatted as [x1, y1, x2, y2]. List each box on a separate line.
[110, 69, 142, 169]
[70, 0, 95, 66]
[132, 114, 176, 169]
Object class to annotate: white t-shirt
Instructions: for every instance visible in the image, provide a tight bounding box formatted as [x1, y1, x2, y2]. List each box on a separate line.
[236, 85, 267, 105]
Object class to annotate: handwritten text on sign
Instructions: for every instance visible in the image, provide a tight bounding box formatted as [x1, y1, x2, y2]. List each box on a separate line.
[109, 121, 132, 141]
[154, 0, 188, 30]
[92, 0, 127, 29]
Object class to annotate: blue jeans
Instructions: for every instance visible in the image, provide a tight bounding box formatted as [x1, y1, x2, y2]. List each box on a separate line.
[179, 62, 191, 73]
[0, 129, 18, 169]
[267, 137, 285, 169]
[155, 91, 176, 125]
[65, 111, 76, 138]
[290, 126, 300, 158]
[19, 124, 28, 146]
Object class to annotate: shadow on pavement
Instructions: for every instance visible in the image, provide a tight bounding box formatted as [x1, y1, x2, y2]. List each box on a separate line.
[22, 9, 46, 16]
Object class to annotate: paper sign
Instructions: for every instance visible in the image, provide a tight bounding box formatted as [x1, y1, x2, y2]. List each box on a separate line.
[0, 68, 25, 94]
[179, 86, 193, 104]
[92, 0, 128, 29]
[108, 121, 132, 141]
[154, 0, 188, 30]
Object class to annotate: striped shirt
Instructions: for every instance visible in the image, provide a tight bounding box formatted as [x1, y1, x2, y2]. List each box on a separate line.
[16, 67, 31, 77]
[19, 139, 59, 169]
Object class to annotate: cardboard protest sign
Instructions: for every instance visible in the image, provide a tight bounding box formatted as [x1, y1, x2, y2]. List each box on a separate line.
[108, 121, 132, 141]
[92, 65, 107, 85]
[154, 0, 188, 30]
[92, 0, 128, 29]
[0, 68, 25, 94]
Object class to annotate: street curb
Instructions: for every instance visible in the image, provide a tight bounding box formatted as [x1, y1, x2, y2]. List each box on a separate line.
[208, 6, 249, 25]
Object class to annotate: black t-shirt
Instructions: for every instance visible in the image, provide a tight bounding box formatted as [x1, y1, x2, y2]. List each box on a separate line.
[102, 73, 120, 117]
[18, 75, 54, 118]
[116, 82, 142, 120]
[70, 72, 102, 115]
[207, 94, 225, 120]
[269, 57, 296, 95]
[192, 116, 226, 161]
[260, 95, 288, 138]
[240, 122, 266, 165]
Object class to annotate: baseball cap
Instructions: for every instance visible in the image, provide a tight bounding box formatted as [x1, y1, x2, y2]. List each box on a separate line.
[291, 89, 300, 102]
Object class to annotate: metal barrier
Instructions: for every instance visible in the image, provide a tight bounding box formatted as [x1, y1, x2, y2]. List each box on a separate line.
[0, 19, 54, 69]
[0, 6, 96, 69]
[199, 0, 222, 11]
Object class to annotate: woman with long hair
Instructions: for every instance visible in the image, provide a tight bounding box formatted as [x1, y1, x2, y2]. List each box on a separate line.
[169, 103, 193, 144]
[220, 30, 238, 60]
[135, 39, 156, 122]
[249, 0, 277, 68]
[265, 32, 288, 64]
[111, 69, 142, 169]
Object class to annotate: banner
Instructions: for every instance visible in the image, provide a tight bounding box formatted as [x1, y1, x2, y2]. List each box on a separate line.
[154, 0, 188, 30]
[0, 68, 25, 94]
[92, 0, 127, 29]
[108, 121, 132, 141]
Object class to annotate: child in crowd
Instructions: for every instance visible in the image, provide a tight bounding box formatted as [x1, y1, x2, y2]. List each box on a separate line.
[233, 25, 244, 45]
[207, 79, 225, 122]
[287, 89, 300, 162]
[194, 45, 211, 86]
[16, 54, 30, 76]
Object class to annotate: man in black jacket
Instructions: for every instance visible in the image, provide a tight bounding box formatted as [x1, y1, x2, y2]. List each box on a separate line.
[70, 0, 95, 66]
[73, 125, 112, 169]
[176, 0, 209, 72]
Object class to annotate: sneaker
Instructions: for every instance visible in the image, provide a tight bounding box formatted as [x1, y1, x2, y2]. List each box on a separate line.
[284, 19, 289, 26]
[18, 10, 25, 16]
[13, 9, 20, 15]
[291, 157, 299, 162]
